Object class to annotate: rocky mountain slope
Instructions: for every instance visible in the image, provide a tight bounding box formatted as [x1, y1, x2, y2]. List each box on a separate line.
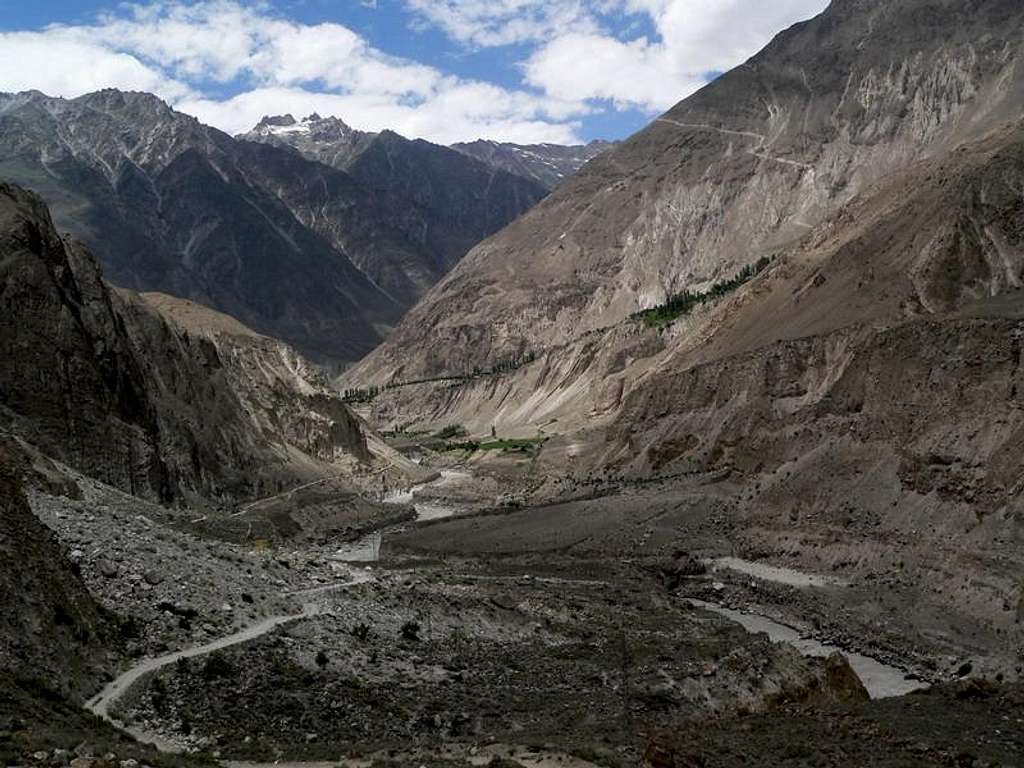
[352, 0, 1024, 385]
[451, 139, 616, 190]
[240, 114, 549, 307]
[343, 0, 1024, 675]
[0, 180, 374, 507]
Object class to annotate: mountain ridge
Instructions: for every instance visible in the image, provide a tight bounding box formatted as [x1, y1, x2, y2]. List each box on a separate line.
[450, 138, 617, 190]
[348, 0, 1024, 386]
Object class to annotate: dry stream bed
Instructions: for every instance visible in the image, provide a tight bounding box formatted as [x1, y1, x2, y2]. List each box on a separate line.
[34, 466, 1018, 767]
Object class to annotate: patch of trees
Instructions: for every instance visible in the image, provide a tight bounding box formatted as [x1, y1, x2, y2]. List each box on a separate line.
[342, 351, 537, 404]
[632, 256, 773, 329]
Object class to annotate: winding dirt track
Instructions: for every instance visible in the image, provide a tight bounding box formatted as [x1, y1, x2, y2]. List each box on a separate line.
[655, 117, 815, 170]
[88, 470, 466, 738]
[86, 572, 374, 734]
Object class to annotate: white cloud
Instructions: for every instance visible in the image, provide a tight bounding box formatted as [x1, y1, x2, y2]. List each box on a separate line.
[626, 0, 830, 75]
[0, 31, 193, 102]
[523, 32, 706, 110]
[403, 0, 605, 47]
[409, 0, 831, 112]
[0, 0, 832, 142]
[0, 1, 587, 144]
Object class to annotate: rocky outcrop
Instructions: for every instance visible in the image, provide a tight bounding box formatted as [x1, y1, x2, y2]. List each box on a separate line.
[127, 292, 370, 468]
[451, 139, 616, 190]
[0, 181, 369, 506]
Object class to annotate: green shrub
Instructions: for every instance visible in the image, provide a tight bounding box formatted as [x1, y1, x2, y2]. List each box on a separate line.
[199, 652, 234, 680]
[400, 621, 420, 642]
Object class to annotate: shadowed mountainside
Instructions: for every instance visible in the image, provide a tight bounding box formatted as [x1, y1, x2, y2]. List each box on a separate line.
[0, 181, 370, 507]
[239, 114, 550, 310]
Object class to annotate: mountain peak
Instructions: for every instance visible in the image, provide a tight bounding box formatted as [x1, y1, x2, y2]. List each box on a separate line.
[0, 89, 59, 114]
[257, 113, 297, 128]
[76, 88, 176, 114]
[246, 112, 361, 143]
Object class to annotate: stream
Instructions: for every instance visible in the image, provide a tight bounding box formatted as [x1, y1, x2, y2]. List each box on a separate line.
[688, 599, 926, 698]
[337, 478, 928, 700]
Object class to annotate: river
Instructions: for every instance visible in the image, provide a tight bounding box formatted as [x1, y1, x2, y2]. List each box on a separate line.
[333, 469, 472, 562]
[336, 481, 926, 699]
[691, 556, 927, 699]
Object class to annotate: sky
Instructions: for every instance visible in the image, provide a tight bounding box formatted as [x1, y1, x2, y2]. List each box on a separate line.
[0, 0, 830, 145]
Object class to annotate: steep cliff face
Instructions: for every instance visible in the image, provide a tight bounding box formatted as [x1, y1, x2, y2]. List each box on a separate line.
[351, 0, 1024, 384]
[0, 439, 112, 700]
[450, 139, 616, 190]
[0, 180, 173, 499]
[0, 182, 369, 506]
[132, 291, 369, 468]
[239, 115, 550, 307]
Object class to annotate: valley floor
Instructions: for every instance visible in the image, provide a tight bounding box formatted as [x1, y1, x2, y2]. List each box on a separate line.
[6, 454, 1023, 768]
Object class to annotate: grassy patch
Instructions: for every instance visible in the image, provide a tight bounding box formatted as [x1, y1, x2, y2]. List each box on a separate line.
[440, 436, 547, 454]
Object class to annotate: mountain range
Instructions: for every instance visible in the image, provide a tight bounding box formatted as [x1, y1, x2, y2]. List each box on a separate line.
[241, 113, 613, 193]
[0, 91, 581, 366]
